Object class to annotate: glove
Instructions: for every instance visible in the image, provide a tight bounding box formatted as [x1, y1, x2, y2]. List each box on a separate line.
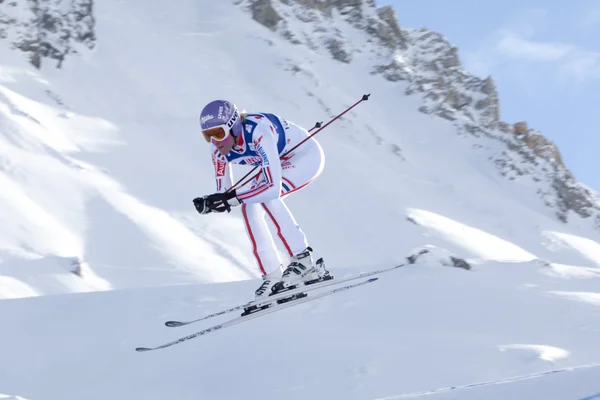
[194, 190, 242, 215]
[205, 190, 242, 213]
[193, 196, 212, 214]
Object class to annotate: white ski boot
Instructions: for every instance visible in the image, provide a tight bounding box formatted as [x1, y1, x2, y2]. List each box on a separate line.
[273, 247, 331, 292]
[253, 269, 281, 300]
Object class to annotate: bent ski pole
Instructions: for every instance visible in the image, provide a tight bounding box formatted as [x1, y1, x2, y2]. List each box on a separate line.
[228, 93, 370, 192]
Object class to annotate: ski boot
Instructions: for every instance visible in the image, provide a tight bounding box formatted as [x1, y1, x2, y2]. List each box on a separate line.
[271, 247, 332, 294]
[241, 270, 281, 316]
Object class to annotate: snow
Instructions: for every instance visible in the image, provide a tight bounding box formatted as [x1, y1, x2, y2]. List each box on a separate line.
[550, 291, 600, 307]
[375, 362, 600, 399]
[2, 259, 600, 399]
[543, 231, 600, 266]
[541, 262, 600, 279]
[0, 255, 112, 299]
[407, 208, 537, 262]
[0, 394, 31, 400]
[1, 0, 600, 398]
[498, 344, 570, 363]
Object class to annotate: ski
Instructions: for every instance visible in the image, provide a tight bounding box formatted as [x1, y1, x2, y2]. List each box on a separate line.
[164, 263, 405, 328]
[136, 277, 379, 352]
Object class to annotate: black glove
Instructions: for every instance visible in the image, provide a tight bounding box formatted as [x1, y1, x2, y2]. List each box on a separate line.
[205, 190, 242, 213]
[193, 190, 242, 215]
[193, 196, 212, 214]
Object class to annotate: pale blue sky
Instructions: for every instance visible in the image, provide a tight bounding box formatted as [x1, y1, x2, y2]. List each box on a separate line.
[380, 0, 600, 191]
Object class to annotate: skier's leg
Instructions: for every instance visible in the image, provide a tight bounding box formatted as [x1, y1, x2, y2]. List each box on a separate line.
[261, 127, 325, 254]
[241, 202, 282, 277]
[266, 127, 330, 289]
[260, 200, 306, 258]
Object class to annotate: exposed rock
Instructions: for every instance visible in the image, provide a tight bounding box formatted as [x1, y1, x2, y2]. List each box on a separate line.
[406, 245, 471, 270]
[250, 0, 282, 31]
[498, 121, 514, 134]
[450, 256, 471, 270]
[397, 29, 500, 127]
[326, 37, 351, 63]
[372, 59, 409, 81]
[374, 6, 407, 50]
[246, 0, 408, 62]
[477, 77, 499, 123]
[0, 0, 96, 69]
[69, 256, 84, 277]
[293, 0, 332, 14]
[442, 46, 460, 68]
[524, 131, 564, 167]
[552, 175, 594, 219]
[514, 121, 529, 135]
[480, 76, 496, 95]
[333, 0, 369, 27]
[446, 89, 470, 110]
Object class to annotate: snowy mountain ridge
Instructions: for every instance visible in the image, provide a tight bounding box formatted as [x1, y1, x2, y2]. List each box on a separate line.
[1, 0, 598, 228]
[243, 0, 600, 229]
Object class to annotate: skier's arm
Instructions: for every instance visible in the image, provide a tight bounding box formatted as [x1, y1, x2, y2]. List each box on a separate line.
[211, 147, 232, 192]
[236, 125, 282, 204]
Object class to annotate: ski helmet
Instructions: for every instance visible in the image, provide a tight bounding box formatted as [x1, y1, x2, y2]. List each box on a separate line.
[199, 100, 243, 142]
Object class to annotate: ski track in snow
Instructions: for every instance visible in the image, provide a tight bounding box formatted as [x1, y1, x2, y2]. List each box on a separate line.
[374, 362, 600, 399]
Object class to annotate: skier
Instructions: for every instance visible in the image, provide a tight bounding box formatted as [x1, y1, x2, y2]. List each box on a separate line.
[193, 100, 330, 298]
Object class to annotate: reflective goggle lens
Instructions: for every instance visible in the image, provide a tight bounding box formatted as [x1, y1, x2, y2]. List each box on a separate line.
[202, 126, 229, 142]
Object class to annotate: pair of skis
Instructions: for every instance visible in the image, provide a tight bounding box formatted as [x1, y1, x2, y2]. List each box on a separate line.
[135, 263, 404, 352]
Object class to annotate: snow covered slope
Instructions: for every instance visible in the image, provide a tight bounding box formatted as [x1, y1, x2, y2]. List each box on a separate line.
[2, 254, 600, 400]
[1, 0, 600, 398]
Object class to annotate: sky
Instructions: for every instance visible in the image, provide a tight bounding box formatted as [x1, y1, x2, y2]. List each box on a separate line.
[379, 0, 600, 192]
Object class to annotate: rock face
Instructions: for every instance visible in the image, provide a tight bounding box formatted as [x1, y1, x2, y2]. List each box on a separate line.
[250, 0, 282, 31]
[0, 0, 96, 69]
[238, 0, 600, 230]
[242, 0, 406, 63]
[406, 245, 472, 270]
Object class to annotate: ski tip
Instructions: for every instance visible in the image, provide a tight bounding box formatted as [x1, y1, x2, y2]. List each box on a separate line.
[165, 321, 184, 327]
[367, 277, 379, 283]
[135, 347, 151, 352]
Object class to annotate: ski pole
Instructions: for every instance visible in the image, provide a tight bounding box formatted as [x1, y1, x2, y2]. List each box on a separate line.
[228, 93, 370, 192]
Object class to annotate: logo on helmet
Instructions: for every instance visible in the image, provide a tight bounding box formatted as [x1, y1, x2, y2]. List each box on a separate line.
[227, 110, 239, 128]
[201, 114, 214, 124]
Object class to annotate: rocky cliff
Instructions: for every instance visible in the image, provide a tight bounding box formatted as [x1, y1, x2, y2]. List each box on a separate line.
[239, 0, 600, 229]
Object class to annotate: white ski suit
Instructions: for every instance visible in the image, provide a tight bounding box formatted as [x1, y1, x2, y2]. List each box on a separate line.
[211, 113, 324, 276]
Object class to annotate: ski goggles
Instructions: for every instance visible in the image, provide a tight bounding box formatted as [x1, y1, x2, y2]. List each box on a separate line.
[202, 125, 231, 143]
[201, 109, 240, 143]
